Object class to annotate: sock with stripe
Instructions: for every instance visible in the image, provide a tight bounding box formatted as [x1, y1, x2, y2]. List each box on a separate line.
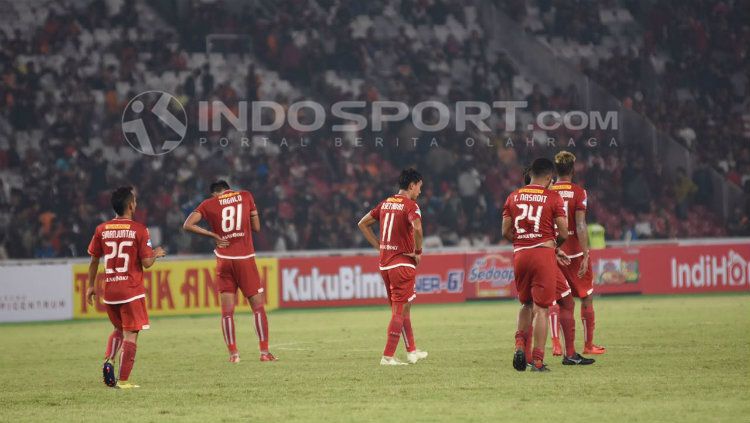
[581, 303, 596, 347]
[558, 295, 577, 357]
[251, 303, 269, 353]
[104, 329, 123, 361]
[221, 302, 237, 354]
[402, 316, 416, 353]
[548, 303, 560, 344]
[118, 341, 137, 381]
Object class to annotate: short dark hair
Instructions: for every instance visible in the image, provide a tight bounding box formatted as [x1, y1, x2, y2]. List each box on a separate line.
[530, 158, 555, 178]
[398, 168, 422, 190]
[111, 186, 134, 215]
[210, 180, 230, 193]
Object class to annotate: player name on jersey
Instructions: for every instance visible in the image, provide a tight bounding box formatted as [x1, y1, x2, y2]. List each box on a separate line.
[101, 229, 136, 239]
[517, 193, 548, 203]
[218, 194, 242, 206]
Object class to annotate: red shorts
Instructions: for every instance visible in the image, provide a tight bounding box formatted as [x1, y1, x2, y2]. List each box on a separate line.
[514, 248, 557, 307]
[380, 265, 417, 304]
[554, 268, 572, 302]
[558, 255, 594, 298]
[106, 297, 150, 332]
[216, 257, 263, 297]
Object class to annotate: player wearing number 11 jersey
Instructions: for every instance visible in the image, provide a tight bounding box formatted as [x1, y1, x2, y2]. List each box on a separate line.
[183, 180, 275, 363]
[86, 186, 166, 389]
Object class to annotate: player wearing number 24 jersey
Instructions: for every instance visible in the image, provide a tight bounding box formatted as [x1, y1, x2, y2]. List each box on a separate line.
[183, 180, 275, 363]
[358, 168, 428, 366]
[502, 158, 569, 372]
[86, 187, 166, 389]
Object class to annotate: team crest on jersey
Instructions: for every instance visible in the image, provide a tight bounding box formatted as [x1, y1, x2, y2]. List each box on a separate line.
[519, 188, 544, 194]
[386, 197, 404, 203]
[105, 223, 131, 230]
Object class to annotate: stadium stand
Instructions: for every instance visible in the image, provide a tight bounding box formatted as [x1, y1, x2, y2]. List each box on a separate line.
[0, 0, 746, 259]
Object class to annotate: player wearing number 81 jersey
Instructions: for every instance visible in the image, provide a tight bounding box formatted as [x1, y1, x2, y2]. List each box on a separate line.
[183, 180, 275, 363]
[86, 187, 166, 388]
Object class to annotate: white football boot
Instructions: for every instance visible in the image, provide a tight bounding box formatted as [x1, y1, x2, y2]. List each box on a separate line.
[406, 349, 429, 364]
[380, 356, 408, 366]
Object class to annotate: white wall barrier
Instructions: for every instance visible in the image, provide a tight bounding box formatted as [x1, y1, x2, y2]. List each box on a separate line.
[0, 264, 72, 322]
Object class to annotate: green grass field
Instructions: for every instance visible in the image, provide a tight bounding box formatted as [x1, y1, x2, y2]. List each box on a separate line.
[1, 294, 748, 423]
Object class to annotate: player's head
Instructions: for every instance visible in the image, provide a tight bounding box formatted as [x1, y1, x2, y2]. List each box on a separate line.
[111, 186, 136, 217]
[554, 150, 576, 178]
[210, 180, 231, 196]
[529, 158, 556, 188]
[399, 168, 423, 200]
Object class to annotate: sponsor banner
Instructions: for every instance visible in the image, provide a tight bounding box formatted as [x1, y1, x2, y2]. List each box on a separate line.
[590, 247, 642, 295]
[278, 254, 465, 308]
[0, 264, 73, 322]
[465, 252, 516, 299]
[645, 243, 750, 294]
[72, 258, 278, 319]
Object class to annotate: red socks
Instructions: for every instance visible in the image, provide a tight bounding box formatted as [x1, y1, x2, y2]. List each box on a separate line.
[532, 347, 545, 368]
[514, 330, 526, 350]
[221, 302, 237, 354]
[119, 340, 137, 381]
[402, 317, 416, 353]
[383, 314, 404, 357]
[581, 304, 596, 347]
[548, 303, 560, 343]
[558, 296, 576, 357]
[104, 329, 123, 361]
[251, 303, 269, 353]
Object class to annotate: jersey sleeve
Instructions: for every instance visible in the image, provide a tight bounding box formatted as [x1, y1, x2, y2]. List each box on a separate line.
[138, 226, 155, 260]
[87, 227, 103, 257]
[502, 195, 512, 219]
[245, 191, 258, 213]
[576, 188, 588, 211]
[194, 199, 208, 216]
[369, 202, 382, 220]
[408, 202, 422, 222]
[552, 193, 566, 218]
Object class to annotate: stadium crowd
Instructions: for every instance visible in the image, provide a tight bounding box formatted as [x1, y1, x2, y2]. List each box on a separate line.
[0, 0, 745, 259]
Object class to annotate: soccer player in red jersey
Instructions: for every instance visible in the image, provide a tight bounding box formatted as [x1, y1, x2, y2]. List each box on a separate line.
[358, 168, 428, 366]
[86, 187, 166, 389]
[503, 158, 569, 372]
[183, 180, 276, 363]
[550, 151, 606, 355]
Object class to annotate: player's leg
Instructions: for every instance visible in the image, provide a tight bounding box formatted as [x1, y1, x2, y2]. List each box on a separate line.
[220, 292, 240, 362]
[530, 303, 550, 370]
[116, 298, 149, 388]
[102, 304, 123, 387]
[237, 258, 275, 361]
[217, 258, 240, 361]
[513, 250, 534, 371]
[571, 256, 606, 354]
[548, 302, 562, 356]
[528, 248, 557, 371]
[382, 300, 407, 365]
[381, 267, 415, 366]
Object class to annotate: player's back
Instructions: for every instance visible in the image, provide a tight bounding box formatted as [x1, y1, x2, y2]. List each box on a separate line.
[371, 194, 421, 268]
[88, 217, 153, 303]
[503, 184, 565, 252]
[196, 189, 256, 259]
[550, 181, 587, 256]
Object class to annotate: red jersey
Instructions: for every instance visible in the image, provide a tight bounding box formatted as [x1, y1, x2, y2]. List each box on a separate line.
[369, 194, 422, 269]
[550, 181, 587, 257]
[87, 218, 155, 304]
[195, 189, 257, 259]
[502, 184, 566, 252]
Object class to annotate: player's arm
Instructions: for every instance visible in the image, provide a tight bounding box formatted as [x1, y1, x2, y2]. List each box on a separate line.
[555, 216, 569, 246]
[86, 256, 100, 306]
[357, 212, 380, 251]
[182, 211, 229, 248]
[501, 216, 513, 242]
[411, 218, 423, 265]
[575, 210, 589, 277]
[250, 210, 261, 232]
[141, 246, 166, 269]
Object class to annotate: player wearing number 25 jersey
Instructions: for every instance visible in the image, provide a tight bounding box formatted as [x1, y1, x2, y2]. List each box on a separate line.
[358, 168, 428, 366]
[183, 180, 275, 363]
[86, 186, 166, 389]
[503, 158, 568, 372]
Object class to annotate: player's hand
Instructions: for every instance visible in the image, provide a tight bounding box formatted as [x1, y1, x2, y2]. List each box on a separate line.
[578, 254, 589, 278]
[555, 249, 571, 266]
[404, 253, 421, 266]
[86, 286, 96, 306]
[214, 236, 230, 248]
[153, 246, 167, 258]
